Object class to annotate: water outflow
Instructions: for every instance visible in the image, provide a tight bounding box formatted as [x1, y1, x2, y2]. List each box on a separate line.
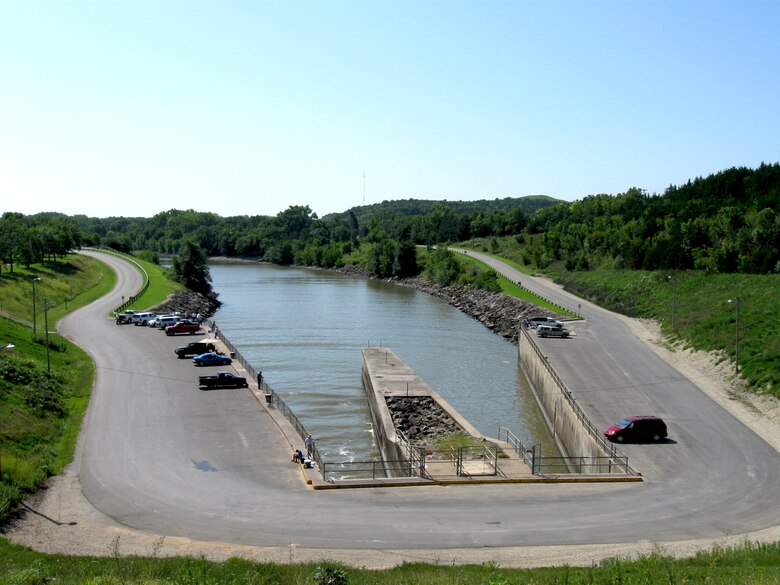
[210, 263, 554, 464]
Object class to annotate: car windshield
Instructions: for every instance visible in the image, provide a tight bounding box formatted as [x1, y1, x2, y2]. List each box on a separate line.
[616, 419, 632, 428]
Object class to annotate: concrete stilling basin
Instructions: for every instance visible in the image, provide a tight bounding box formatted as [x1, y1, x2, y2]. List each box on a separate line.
[62, 250, 780, 550]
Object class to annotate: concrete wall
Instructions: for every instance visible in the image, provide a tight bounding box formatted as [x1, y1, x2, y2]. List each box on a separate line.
[361, 353, 409, 477]
[518, 327, 609, 464]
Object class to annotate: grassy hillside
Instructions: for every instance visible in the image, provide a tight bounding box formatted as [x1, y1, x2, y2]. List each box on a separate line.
[0, 251, 173, 522]
[461, 236, 780, 397]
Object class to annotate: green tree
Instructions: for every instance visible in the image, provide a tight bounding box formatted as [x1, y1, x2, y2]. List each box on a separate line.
[172, 240, 213, 296]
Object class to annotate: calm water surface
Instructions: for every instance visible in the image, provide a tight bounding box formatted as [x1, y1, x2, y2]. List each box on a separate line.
[210, 263, 554, 464]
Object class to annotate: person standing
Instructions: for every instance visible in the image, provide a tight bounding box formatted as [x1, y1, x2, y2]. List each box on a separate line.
[305, 434, 314, 458]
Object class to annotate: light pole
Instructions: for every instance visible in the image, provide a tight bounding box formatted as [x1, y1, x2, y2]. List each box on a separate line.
[44, 300, 52, 373]
[728, 297, 740, 375]
[31, 277, 41, 337]
[668, 275, 677, 331]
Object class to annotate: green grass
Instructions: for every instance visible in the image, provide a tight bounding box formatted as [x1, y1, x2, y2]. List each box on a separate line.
[450, 249, 579, 318]
[545, 265, 780, 396]
[0, 317, 94, 512]
[0, 537, 779, 583]
[0, 254, 116, 325]
[457, 236, 779, 397]
[92, 249, 182, 312]
[125, 255, 182, 310]
[0, 250, 184, 523]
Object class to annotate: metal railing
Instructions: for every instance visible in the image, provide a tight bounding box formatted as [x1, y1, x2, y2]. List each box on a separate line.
[532, 455, 633, 475]
[82, 247, 151, 314]
[213, 325, 323, 470]
[519, 326, 639, 476]
[451, 248, 578, 318]
[211, 325, 636, 481]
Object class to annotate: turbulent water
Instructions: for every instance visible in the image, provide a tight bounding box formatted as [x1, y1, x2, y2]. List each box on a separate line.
[210, 263, 554, 464]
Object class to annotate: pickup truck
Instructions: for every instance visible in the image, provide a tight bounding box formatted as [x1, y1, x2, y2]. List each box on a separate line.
[114, 310, 137, 325]
[175, 340, 216, 359]
[198, 371, 248, 389]
[165, 321, 202, 336]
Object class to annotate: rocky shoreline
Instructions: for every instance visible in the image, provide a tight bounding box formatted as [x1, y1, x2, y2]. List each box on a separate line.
[199, 258, 559, 344]
[334, 264, 556, 344]
[149, 288, 221, 320]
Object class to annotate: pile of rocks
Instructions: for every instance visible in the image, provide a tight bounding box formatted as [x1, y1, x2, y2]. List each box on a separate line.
[385, 396, 466, 449]
[333, 266, 556, 344]
[150, 289, 221, 320]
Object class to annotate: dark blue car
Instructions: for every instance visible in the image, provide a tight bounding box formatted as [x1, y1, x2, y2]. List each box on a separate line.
[192, 352, 232, 367]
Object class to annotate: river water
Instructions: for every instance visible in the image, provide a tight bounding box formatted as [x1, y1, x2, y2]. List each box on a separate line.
[210, 263, 555, 464]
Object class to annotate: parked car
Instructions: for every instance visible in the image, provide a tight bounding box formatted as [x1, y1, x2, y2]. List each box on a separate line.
[192, 352, 233, 367]
[528, 316, 564, 329]
[198, 371, 248, 389]
[603, 416, 668, 443]
[151, 315, 181, 329]
[165, 321, 202, 336]
[115, 310, 138, 325]
[536, 324, 570, 338]
[132, 312, 157, 326]
[175, 340, 217, 359]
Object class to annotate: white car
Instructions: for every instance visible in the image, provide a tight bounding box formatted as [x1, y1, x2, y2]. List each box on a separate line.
[536, 324, 570, 338]
[132, 312, 157, 326]
[153, 315, 181, 329]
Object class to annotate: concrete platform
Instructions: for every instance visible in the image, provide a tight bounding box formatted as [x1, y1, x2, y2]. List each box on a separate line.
[216, 337, 641, 489]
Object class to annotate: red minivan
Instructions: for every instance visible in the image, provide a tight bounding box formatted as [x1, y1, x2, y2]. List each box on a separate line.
[603, 416, 667, 443]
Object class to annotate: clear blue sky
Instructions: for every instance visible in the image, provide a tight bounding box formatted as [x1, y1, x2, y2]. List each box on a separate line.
[2, 1, 778, 219]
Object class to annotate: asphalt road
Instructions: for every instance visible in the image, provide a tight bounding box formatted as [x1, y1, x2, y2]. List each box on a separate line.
[61, 250, 780, 549]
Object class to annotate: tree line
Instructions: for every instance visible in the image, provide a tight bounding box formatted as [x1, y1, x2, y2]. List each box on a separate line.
[524, 163, 780, 274]
[2, 164, 778, 279]
[0, 212, 82, 273]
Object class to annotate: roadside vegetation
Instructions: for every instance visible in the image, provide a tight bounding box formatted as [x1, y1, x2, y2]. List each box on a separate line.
[1, 536, 779, 584]
[1, 165, 779, 576]
[0, 249, 182, 523]
[461, 234, 780, 397]
[0, 253, 116, 520]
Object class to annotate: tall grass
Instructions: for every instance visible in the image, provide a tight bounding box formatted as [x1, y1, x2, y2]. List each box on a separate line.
[0, 537, 778, 584]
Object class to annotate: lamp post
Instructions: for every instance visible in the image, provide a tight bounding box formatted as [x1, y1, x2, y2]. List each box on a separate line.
[668, 275, 677, 331]
[728, 297, 740, 375]
[31, 277, 41, 337]
[44, 300, 52, 373]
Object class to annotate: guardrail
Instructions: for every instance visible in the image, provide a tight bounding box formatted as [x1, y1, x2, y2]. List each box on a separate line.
[519, 325, 638, 475]
[213, 325, 323, 471]
[82, 247, 151, 313]
[451, 248, 578, 318]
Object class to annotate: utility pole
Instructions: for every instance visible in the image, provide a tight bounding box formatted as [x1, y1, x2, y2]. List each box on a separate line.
[363, 172, 366, 205]
[44, 300, 51, 373]
[31, 277, 41, 337]
[728, 296, 740, 374]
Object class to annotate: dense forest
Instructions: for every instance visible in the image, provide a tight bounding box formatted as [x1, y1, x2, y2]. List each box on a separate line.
[1, 164, 779, 279]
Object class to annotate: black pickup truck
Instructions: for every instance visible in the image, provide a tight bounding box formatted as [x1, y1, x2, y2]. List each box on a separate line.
[175, 340, 216, 359]
[198, 371, 248, 389]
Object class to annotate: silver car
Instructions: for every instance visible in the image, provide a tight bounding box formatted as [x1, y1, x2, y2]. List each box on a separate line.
[536, 324, 569, 338]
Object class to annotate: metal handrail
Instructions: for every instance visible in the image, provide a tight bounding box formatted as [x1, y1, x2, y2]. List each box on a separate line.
[83, 247, 151, 313]
[519, 326, 638, 475]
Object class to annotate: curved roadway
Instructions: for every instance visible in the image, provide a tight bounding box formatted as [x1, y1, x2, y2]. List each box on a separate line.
[60, 250, 780, 550]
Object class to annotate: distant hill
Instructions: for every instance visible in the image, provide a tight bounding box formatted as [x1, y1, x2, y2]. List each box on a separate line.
[321, 195, 561, 223]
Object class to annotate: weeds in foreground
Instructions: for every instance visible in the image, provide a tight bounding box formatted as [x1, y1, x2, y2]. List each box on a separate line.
[1, 537, 779, 584]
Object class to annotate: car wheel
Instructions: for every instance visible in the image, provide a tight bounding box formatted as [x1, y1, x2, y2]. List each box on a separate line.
[616, 435, 624, 443]
[653, 434, 662, 442]
[541, 333, 547, 338]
